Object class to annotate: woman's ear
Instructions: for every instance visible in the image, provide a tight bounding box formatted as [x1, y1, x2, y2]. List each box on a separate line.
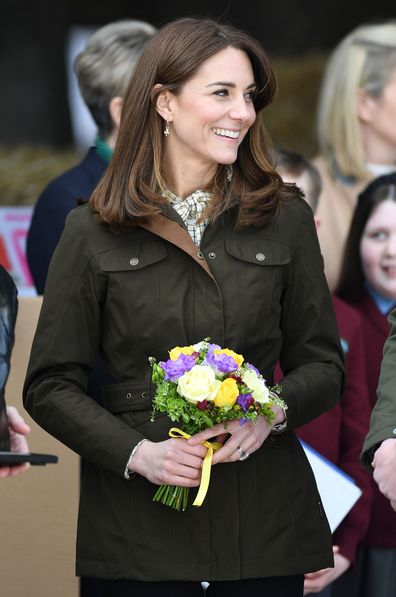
[357, 87, 376, 124]
[153, 84, 173, 122]
[109, 96, 123, 130]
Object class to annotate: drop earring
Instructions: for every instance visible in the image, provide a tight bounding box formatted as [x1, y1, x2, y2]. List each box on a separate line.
[164, 121, 170, 136]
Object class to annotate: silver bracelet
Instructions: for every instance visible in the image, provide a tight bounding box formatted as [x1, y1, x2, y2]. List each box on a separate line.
[124, 438, 148, 480]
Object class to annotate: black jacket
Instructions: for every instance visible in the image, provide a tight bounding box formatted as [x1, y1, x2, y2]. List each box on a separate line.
[24, 199, 345, 580]
[0, 266, 18, 450]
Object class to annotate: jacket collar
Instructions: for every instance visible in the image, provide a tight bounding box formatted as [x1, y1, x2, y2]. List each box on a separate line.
[138, 209, 217, 283]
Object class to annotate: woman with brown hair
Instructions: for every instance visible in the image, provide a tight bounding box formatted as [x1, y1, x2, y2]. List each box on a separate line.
[23, 17, 344, 597]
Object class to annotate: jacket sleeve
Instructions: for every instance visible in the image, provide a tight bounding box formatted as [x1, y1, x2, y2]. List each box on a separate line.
[23, 208, 144, 478]
[361, 307, 396, 468]
[278, 201, 345, 429]
[332, 311, 372, 563]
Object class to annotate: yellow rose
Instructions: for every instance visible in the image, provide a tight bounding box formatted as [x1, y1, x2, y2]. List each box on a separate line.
[169, 345, 196, 361]
[214, 348, 244, 368]
[177, 365, 222, 404]
[241, 369, 269, 403]
[213, 378, 239, 407]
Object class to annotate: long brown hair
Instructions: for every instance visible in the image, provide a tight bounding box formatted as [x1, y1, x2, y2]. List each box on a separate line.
[90, 17, 295, 229]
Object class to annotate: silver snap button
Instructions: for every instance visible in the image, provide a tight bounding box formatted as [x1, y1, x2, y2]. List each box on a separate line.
[196, 251, 204, 260]
[255, 253, 265, 262]
[129, 257, 139, 266]
[141, 392, 147, 398]
[126, 392, 132, 398]
[393, 428, 396, 435]
[208, 252, 216, 259]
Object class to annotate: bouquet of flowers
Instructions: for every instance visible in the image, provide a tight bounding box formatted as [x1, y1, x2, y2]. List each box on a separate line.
[149, 338, 285, 511]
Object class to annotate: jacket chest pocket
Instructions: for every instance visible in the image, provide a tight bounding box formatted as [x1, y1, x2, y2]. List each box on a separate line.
[99, 240, 168, 342]
[225, 238, 290, 296]
[100, 240, 167, 273]
[221, 238, 291, 345]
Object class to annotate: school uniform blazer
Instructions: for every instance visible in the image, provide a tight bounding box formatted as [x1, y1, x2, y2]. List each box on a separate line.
[297, 296, 372, 563]
[23, 197, 344, 581]
[26, 147, 106, 294]
[349, 292, 396, 548]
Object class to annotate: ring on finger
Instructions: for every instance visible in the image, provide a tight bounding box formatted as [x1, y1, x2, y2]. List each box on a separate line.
[237, 446, 249, 461]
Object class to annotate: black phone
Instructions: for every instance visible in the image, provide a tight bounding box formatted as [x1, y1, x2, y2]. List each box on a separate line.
[0, 452, 58, 466]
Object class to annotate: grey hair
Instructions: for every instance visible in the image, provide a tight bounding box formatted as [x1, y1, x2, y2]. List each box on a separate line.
[74, 19, 156, 137]
[317, 21, 396, 180]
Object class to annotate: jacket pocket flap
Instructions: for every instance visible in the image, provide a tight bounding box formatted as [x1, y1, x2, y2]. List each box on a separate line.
[100, 241, 167, 272]
[225, 238, 290, 265]
[102, 380, 152, 413]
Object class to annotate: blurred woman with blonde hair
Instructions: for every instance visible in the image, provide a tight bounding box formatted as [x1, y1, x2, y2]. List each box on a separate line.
[314, 21, 396, 291]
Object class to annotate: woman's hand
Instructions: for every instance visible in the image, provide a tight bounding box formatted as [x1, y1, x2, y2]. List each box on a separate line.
[188, 414, 273, 464]
[0, 406, 31, 479]
[128, 438, 207, 486]
[303, 546, 351, 594]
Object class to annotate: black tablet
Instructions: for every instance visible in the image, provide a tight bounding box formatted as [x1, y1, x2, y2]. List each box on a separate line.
[0, 451, 58, 465]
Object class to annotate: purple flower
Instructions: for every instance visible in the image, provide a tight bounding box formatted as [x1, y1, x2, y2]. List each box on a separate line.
[205, 346, 239, 374]
[159, 354, 196, 382]
[246, 362, 263, 379]
[236, 393, 254, 412]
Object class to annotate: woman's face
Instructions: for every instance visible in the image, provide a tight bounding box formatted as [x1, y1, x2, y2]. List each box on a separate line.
[361, 69, 396, 162]
[164, 47, 257, 175]
[360, 198, 396, 299]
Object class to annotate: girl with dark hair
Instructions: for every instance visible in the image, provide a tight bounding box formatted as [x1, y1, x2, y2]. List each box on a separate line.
[337, 172, 396, 597]
[23, 17, 344, 597]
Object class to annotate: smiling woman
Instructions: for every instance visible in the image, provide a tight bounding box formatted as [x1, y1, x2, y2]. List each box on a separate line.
[23, 16, 344, 597]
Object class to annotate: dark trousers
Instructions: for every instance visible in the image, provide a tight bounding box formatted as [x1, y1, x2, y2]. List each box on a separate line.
[98, 575, 304, 597]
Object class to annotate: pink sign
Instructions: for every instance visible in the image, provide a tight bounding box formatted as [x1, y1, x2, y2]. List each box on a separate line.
[0, 207, 35, 296]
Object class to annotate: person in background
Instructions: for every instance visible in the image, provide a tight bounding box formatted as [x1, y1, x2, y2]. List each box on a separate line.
[362, 306, 396, 512]
[0, 265, 30, 478]
[26, 19, 156, 294]
[276, 150, 372, 597]
[23, 17, 344, 597]
[336, 172, 396, 597]
[314, 21, 396, 291]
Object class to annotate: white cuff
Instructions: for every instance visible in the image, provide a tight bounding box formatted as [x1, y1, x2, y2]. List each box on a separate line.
[124, 439, 148, 480]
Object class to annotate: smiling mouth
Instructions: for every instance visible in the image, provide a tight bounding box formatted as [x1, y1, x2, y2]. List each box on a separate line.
[212, 128, 240, 139]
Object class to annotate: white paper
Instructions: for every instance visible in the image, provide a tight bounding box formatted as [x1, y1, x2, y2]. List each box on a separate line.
[300, 440, 362, 533]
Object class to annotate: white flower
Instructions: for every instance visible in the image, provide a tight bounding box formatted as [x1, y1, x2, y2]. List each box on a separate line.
[177, 365, 222, 404]
[192, 341, 206, 352]
[241, 368, 270, 404]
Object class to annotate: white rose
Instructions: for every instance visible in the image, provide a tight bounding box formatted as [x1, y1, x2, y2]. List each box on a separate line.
[241, 368, 270, 404]
[177, 365, 222, 404]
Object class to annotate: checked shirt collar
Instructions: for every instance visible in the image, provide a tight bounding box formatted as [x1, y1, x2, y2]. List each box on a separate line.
[162, 188, 211, 247]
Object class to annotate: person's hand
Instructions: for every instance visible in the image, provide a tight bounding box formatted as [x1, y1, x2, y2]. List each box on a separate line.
[0, 406, 31, 479]
[372, 438, 396, 509]
[303, 546, 351, 594]
[128, 437, 207, 486]
[188, 413, 274, 465]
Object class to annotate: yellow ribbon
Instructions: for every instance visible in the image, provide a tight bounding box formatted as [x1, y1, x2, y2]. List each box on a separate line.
[169, 427, 222, 507]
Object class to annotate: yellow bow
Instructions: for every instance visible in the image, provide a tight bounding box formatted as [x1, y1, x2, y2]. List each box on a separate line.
[169, 427, 222, 507]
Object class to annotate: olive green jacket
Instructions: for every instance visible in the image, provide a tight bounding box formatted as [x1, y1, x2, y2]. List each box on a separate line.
[23, 197, 344, 581]
[362, 308, 396, 468]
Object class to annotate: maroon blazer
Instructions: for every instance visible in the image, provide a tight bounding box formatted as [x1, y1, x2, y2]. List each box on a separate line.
[277, 296, 372, 562]
[349, 290, 396, 549]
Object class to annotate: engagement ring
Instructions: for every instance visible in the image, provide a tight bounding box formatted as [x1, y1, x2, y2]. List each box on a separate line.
[237, 446, 249, 461]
